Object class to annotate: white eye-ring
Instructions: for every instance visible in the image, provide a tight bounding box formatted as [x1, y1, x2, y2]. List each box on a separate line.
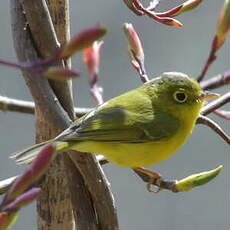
[173, 91, 188, 103]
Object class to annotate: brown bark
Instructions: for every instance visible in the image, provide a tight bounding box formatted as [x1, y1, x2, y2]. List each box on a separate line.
[10, 0, 119, 229]
[11, 1, 74, 229]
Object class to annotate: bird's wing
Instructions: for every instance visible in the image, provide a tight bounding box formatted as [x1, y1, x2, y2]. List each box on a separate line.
[56, 106, 147, 142]
[137, 111, 181, 141]
[57, 99, 180, 143]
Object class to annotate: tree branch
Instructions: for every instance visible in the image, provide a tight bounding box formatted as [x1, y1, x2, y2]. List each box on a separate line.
[196, 115, 230, 145]
[200, 71, 230, 90]
[19, 0, 60, 57]
[201, 92, 230, 116]
[10, 1, 118, 230]
[11, 2, 76, 230]
[0, 96, 92, 116]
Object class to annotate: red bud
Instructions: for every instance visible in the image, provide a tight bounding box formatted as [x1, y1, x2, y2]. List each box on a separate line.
[156, 0, 203, 17]
[83, 41, 104, 86]
[59, 25, 107, 59]
[3, 145, 55, 203]
[2, 188, 41, 212]
[123, 23, 144, 61]
[42, 67, 79, 80]
[132, 0, 183, 27]
[216, 0, 230, 50]
[0, 212, 18, 230]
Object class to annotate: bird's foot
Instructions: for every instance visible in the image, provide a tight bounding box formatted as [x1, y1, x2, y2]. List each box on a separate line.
[133, 167, 163, 193]
[133, 167, 176, 193]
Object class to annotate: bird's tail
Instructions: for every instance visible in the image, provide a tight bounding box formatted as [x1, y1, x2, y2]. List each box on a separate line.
[10, 140, 70, 165]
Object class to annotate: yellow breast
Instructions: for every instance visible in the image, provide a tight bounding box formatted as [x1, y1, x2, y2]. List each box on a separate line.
[71, 124, 191, 167]
[71, 103, 201, 167]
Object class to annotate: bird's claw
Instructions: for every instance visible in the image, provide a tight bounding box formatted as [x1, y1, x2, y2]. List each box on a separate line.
[133, 167, 163, 193]
[147, 177, 163, 193]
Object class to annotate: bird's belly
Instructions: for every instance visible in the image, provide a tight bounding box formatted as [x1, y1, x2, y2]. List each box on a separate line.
[100, 141, 177, 167]
[72, 131, 188, 167]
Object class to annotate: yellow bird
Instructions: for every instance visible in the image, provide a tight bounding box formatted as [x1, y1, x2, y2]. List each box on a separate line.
[12, 72, 217, 168]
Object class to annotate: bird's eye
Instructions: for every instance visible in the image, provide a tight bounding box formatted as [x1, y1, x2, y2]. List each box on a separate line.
[173, 91, 187, 103]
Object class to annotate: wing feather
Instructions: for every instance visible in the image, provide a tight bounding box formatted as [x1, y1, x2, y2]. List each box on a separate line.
[57, 89, 180, 143]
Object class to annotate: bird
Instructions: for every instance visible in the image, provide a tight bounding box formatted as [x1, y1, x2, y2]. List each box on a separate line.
[11, 72, 218, 168]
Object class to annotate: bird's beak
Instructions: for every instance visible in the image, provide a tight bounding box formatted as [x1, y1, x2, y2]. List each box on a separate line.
[199, 91, 220, 99]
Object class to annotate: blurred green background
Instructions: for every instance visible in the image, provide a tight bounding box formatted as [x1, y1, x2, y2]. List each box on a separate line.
[0, 0, 229, 229]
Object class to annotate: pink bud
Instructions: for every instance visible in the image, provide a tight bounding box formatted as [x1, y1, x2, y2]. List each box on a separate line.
[3, 145, 55, 204]
[123, 23, 149, 82]
[59, 25, 107, 59]
[155, 5, 183, 17]
[123, 23, 144, 61]
[83, 41, 104, 86]
[2, 188, 41, 212]
[42, 67, 80, 80]
[132, 0, 183, 27]
[216, 0, 230, 50]
[156, 0, 203, 17]
[0, 212, 18, 230]
[0, 212, 8, 226]
[151, 15, 183, 27]
[214, 109, 230, 119]
[30, 145, 56, 179]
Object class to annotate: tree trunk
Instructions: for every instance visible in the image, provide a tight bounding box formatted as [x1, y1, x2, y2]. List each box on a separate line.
[10, 0, 119, 229]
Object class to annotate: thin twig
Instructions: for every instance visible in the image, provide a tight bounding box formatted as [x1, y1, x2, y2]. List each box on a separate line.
[0, 96, 92, 116]
[196, 115, 230, 145]
[200, 71, 230, 90]
[130, 50, 149, 83]
[198, 48, 216, 82]
[0, 96, 34, 114]
[201, 92, 230, 116]
[213, 110, 230, 119]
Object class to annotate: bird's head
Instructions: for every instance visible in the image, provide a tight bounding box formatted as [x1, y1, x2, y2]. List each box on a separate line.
[146, 72, 219, 119]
